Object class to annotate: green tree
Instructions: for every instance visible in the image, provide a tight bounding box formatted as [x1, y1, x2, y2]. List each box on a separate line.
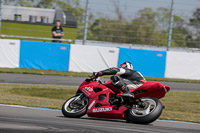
[134, 7, 189, 47]
[188, 8, 200, 48]
[89, 7, 190, 47]
[4, 0, 34, 7]
[129, 8, 161, 45]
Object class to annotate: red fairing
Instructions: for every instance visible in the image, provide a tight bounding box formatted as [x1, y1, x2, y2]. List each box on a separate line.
[76, 79, 170, 120]
[131, 81, 170, 99]
[77, 80, 128, 119]
[103, 80, 170, 99]
[79, 81, 112, 99]
[104, 80, 121, 93]
[87, 103, 128, 119]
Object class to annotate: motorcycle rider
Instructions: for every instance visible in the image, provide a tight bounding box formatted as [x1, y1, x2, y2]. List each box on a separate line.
[92, 62, 146, 97]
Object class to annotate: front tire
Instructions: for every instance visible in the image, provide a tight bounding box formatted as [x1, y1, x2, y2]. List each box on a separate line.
[62, 94, 88, 118]
[128, 97, 163, 124]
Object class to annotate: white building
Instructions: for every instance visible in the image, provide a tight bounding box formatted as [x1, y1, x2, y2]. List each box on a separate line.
[2, 5, 77, 27]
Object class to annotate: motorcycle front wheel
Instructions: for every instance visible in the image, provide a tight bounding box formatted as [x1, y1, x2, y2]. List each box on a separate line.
[128, 97, 163, 124]
[62, 94, 89, 118]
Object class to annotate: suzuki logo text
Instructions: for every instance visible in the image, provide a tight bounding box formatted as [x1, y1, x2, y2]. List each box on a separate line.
[93, 107, 112, 113]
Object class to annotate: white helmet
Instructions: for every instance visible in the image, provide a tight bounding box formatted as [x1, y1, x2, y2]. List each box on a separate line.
[119, 62, 133, 70]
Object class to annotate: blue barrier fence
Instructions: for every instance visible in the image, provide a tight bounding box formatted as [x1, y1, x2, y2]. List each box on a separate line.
[19, 40, 70, 71]
[0, 39, 167, 78]
[118, 48, 166, 78]
[3, 39, 200, 79]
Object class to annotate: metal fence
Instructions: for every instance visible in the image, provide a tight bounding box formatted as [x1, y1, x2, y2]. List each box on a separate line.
[0, 0, 199, 50]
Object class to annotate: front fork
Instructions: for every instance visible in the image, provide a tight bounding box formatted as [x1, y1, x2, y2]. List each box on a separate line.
[74, 93, 84, 101]
[70, 93, 85, 107]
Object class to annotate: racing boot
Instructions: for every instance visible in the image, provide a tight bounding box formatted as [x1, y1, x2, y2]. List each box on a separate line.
[110, 76, 133, 98]
[120, 85, 133, 98]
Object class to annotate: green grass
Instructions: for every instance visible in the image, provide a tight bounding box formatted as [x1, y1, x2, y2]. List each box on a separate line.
[0, 68, 91, 77]
[1, 68, 200, 83]
[1, 21, 77, 42]
[0, 83, 77, 109]
[0, 83, 200, 123]
[160, 91, 200, 123]
[10, 87, 76, 100]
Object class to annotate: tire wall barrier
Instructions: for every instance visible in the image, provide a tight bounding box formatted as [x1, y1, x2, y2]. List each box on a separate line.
[118, 48, 167, 78]
[68, 45, 119, 72]
[19, 40, 71, 71]
[0, 39, 20, 68]
[165, 51, 200, 80]
[0, 39, 200, 79]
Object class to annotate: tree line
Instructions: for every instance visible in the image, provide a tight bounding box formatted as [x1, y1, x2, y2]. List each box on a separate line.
[87, 7, 200, 48]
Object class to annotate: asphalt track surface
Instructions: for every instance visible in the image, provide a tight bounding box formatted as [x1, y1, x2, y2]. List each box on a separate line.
[0, 73, 200, 91]
[0, 104, 200, 133]
[0, 73, 200, 132]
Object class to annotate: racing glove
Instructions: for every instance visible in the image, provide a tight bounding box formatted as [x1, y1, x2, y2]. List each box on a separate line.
[91, 72, 101, 79]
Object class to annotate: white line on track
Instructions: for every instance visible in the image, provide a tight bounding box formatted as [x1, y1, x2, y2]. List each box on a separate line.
[0, 104, 60, 111]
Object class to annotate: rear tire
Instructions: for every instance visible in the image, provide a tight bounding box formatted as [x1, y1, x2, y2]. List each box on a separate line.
[62, 95, 88, 118]
[128, 97, 163, 124]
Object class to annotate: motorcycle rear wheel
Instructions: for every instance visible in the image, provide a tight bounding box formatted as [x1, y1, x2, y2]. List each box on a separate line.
[128, 97, 163, 124]
[62, 94, 88, 118]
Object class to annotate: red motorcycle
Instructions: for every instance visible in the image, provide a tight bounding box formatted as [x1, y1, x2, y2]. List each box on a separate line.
[62, 76, 170, 124]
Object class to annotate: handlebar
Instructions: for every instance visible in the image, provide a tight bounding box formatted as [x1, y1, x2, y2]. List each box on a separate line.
[86, 75, 103, 84]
